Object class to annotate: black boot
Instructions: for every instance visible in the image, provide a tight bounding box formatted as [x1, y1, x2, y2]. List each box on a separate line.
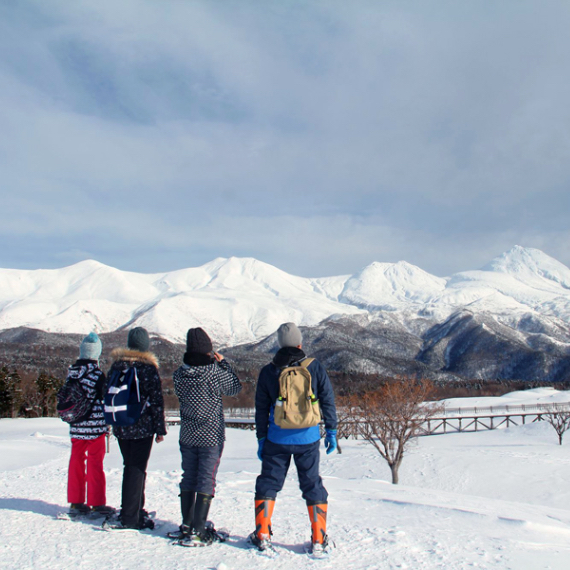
[167, 490, 196, 539]
[181, 490, 196, 527]
[190, 493, 213, 546]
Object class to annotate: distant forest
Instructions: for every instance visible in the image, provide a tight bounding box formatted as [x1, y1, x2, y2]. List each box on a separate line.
[1, 327, 568, 419]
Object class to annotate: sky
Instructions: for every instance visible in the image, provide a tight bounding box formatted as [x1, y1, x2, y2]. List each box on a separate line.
[1, 0, 570, 278]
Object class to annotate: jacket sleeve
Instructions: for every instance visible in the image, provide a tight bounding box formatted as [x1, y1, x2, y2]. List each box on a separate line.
[311, 360, 337, 431]
[79, 366, 105, 404]
[217, 359, 242, 397]
[146, 366, 167, 436]
[254, 365, 274, 441]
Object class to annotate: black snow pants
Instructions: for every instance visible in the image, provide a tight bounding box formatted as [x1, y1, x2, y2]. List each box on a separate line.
[118, 436, 154, 527]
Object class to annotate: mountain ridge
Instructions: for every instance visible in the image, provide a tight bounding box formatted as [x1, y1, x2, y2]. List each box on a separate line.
[1, 246, 570, 381]
[1, 246, 569, 348]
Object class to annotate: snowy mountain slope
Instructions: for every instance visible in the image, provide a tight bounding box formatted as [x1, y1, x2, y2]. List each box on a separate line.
[0, 247, 569, 354]
[441, 246, 570, 315]
[339, 260, 447, 309]
[2, 391, 570, 570]
[0, 257, 365, 344]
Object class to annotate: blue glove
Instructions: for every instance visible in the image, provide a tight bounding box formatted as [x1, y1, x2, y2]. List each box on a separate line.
[324, 430, 337, 455]
[257, 438, 266, 461]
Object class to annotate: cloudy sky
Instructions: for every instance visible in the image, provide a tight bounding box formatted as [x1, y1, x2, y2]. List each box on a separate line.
[1, 0, 569, 278]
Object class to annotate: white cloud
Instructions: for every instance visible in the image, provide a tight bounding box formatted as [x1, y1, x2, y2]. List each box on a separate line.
[1, 0, 570, 275]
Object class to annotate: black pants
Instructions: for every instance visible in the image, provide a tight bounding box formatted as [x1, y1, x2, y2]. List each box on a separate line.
[118, 436, 153, 527]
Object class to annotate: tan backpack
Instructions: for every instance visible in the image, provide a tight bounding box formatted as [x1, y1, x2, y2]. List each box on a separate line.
[274, 358, 321, 429]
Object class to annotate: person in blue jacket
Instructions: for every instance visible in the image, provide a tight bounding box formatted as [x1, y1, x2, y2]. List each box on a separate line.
[248, 322, 337, 556]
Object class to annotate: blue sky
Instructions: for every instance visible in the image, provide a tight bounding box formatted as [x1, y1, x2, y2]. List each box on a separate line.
[1, 0, 569, 277]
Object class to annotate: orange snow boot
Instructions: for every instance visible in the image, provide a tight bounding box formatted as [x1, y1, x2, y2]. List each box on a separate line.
[248, 498, 275, 551]
[307, 503, 331, 558]
[254, 498, 275, 539]
[307, 503, 328, 544]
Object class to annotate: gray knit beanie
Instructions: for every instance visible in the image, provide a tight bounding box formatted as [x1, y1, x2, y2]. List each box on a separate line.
[127, 327, 150, 352]
[277, 322, 303, 348]
[79, 332, 102, 360]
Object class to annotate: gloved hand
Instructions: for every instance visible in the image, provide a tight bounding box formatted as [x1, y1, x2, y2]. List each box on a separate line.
[257, 437, 266, 461]
[324, 430, 337, 455]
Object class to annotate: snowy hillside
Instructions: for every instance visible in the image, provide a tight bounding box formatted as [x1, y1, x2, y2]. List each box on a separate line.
[0, 246, 570, 349]
[0, 257, 363, 345]
[2, 389, 570, 569]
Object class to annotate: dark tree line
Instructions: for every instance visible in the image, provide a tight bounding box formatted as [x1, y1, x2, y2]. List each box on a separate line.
[0, 366, 63, 418]
[2, 358, 569, 419]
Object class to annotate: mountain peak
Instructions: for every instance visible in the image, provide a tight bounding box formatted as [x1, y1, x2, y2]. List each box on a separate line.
[482, 246, 570, 290]
[340, 260, 446, 308]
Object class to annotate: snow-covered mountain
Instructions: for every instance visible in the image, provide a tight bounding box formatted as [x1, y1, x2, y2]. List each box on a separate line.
[1, 246, 570, 352]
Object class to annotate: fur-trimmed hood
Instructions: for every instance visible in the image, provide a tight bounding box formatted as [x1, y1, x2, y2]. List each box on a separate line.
[110, 347, 159, 368]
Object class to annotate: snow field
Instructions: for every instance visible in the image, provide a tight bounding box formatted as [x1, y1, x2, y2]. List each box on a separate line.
[2, 405, 570, 569]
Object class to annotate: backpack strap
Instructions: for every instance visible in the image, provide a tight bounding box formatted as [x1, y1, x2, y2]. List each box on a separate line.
[94, 372, 106, 400]
[299, 358, 316, 398]
[298, 358, 314, 369]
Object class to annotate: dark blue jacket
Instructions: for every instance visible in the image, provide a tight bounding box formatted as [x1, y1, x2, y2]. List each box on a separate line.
[255, 347, 337, 445]
[107, 348, 167, 439]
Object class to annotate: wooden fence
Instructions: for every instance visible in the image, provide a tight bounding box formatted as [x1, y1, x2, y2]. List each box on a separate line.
[166, 402, 570, 436]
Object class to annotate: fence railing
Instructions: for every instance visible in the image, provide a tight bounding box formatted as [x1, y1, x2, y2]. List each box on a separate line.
[165, 403, 570, 435]
[441, 401, 570, 417]
[167, 402, 570, 421]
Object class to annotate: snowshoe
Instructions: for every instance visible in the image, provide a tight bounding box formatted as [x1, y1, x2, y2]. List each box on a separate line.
[69, 503, 91, 517]
[167, 524, 192, 541]
[102, 514, 140, 532]
[90, 505, 116, 517]
[141, 509, 156, 520]
[247, 532, 278, 557]
[177, 522, 229, 547]
[304, 535, 334, 559]
[205, 521, 229, 542]
[58, 503, 92, 521]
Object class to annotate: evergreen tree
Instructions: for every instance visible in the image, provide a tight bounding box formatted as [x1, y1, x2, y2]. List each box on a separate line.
[35, 372, 63, 417]
[0, 366, 22, 418]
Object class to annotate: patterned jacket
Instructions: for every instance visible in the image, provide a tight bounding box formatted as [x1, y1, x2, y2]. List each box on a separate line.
[107, 348, 167, 440]
[68, 360, 107, 440]
[173, 357, 241, 447]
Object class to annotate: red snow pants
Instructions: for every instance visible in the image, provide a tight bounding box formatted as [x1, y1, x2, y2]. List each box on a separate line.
[67, 435, 106, 506]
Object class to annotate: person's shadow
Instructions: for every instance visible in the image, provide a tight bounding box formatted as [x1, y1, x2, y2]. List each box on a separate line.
[0, 497, 109, 527]
[0, 498, 177, 531]
[0, 497, 62, 518]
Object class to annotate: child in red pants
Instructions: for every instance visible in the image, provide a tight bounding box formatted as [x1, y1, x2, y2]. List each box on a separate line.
[66, 333, 113, 517]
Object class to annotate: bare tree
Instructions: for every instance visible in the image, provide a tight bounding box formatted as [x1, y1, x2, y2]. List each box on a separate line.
[329, 396, 360, 454]
[350, 378, 443, 484]
[544, 407, 570, 445]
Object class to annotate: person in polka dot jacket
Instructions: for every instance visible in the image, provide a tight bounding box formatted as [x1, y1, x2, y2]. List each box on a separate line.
[171, 327, 242, 546]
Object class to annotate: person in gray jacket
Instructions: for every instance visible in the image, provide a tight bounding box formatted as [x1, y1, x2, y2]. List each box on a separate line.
[169, 327, 242, 546]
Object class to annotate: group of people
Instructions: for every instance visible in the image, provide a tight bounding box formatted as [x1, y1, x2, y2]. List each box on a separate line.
[64, 322, 338, 554]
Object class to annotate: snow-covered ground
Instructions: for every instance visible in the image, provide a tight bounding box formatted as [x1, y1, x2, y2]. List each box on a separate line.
[2, 390, 570, 569]
[442, 387, 570, 414]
